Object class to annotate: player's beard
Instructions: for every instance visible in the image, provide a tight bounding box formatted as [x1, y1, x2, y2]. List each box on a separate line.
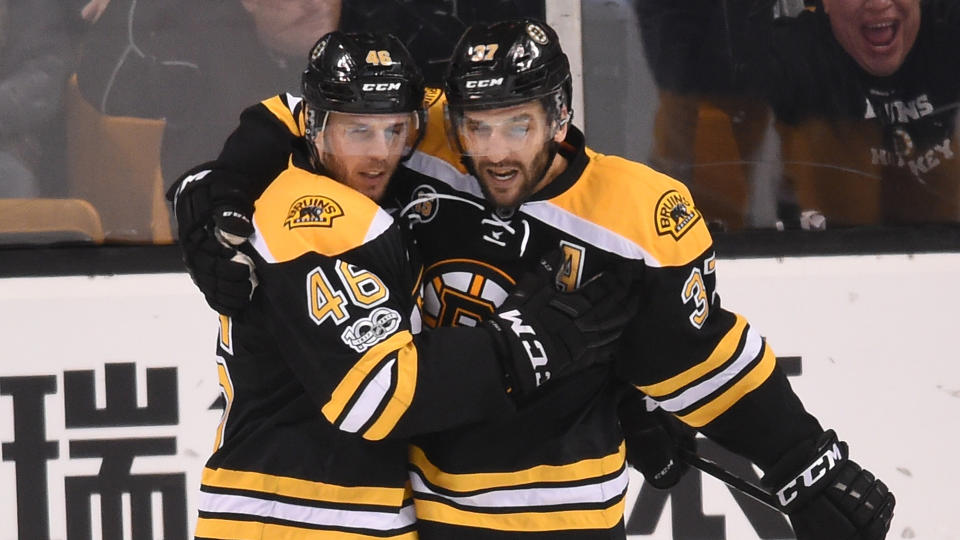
[472, 142, 554, 210]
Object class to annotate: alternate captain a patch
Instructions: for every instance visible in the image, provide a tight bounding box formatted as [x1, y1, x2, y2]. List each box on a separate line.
[284, 195, 345, 229]
[655, 190, 702, 240]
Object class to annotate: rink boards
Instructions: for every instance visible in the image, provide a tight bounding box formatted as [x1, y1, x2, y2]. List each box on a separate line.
[1, 253, 956, 540]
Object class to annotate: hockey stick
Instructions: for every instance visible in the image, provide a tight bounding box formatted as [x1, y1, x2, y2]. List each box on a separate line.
[678, 447, 782, 512]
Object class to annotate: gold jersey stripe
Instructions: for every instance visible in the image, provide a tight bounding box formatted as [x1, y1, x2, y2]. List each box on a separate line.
[212, 359, 234, 452]
[200, 467, 406, 506]
[546, 150, 713, 267]
[218, 314, 232, 352]
[414, 496, 625, 532]
[637, 314, 748, 398]
[254, 168, 388, 262]
[679, 343, 777, 428]
[411, 266, 424, 298]
[409, 443, 625, 492]
[363, 340, 418, 441]
[322, 331, 414, 428]
[196, 517, 418, 540]
[261, 95, 300, 136]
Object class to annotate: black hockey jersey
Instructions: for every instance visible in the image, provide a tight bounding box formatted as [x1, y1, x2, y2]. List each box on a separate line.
[198, 92, 823, 539]
[393, 127, 822, 539]
[192, 144, 517, 539]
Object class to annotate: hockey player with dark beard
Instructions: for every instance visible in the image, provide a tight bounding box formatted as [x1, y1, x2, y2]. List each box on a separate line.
[176, 31, 637, 540]
[170, 20, 895, 540]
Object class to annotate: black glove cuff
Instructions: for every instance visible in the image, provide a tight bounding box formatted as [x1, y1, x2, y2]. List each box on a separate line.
[762, 429, 848, 514]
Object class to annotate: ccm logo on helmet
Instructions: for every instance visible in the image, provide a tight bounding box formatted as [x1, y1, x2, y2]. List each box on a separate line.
[776, 442, 844, 508]
[362, 82, 402, 92]
[465, 78, 504, 89]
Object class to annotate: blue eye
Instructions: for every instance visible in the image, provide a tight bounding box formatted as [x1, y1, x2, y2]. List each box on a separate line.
[468, 123, 492, 137]
[508, 124, 530, 138]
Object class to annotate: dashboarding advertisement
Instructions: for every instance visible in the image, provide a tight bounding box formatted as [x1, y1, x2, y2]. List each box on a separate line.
[1, 254, 957, 539]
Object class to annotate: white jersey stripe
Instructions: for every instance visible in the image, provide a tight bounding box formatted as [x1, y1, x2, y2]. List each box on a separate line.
[365, 208, 395, 244]
[404, 152, 659, 265]
[654, 325, 764, 413]
[520, 201, 661, 266]
[409, 466, 629, 510]
[405, 151, 484, 199]
[339, 358, 396, 433]
[198, 490, 416, 531]
[284, 93, 302, 115]
[249, 223, 276, 264]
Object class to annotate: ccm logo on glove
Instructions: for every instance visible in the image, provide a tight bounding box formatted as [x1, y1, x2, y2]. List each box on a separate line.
[776, 441, 844, 507]
[497, 309, 550, 385]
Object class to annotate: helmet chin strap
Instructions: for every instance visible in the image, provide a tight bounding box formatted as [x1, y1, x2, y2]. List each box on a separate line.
[304, 107, 330, 172]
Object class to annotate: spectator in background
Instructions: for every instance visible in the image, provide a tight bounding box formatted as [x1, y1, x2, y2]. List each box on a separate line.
[69, 0, 539, 241]
[241, 0, 342, 58]
[771, 0, 960, 226]
[0, 0, 71, 197]
[74, 0, 341, 192]
[649, 0, 960, 226]
[635, 0, 785, 231]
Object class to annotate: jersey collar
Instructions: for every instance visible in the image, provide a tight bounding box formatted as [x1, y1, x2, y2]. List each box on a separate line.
[526, 125, 589, 202]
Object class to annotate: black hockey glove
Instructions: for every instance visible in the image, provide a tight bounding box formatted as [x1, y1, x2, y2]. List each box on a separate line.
[762, 430, 895, 540]
[168, 165, 257, 316]
[618, 394, 696, 490]
[483, 258, 639, 399]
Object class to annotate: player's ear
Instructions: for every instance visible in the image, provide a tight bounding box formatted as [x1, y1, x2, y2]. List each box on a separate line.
[552, 106, 570, 143]
[311, 129, 326, 157]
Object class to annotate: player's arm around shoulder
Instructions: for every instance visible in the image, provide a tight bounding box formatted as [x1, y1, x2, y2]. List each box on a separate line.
[243, 167, 514, 441]
[216, 93, 306, 192]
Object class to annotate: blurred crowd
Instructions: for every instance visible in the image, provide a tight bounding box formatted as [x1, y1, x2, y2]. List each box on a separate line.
[1, 0, 957, 243]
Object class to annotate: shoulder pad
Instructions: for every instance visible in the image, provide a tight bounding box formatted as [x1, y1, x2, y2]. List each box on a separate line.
[550, 151, 713, 267]
[250, 165, 393, 263]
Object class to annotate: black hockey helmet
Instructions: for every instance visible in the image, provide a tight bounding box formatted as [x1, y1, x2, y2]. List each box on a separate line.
[443, 18, 572, 119]
[442, 19, 572, 200]
[301, 31, 426, 159]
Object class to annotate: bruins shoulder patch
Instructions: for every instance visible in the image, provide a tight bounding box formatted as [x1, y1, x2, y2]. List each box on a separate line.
[284, 195, 345, 229]
[655, 190, 702, 240]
